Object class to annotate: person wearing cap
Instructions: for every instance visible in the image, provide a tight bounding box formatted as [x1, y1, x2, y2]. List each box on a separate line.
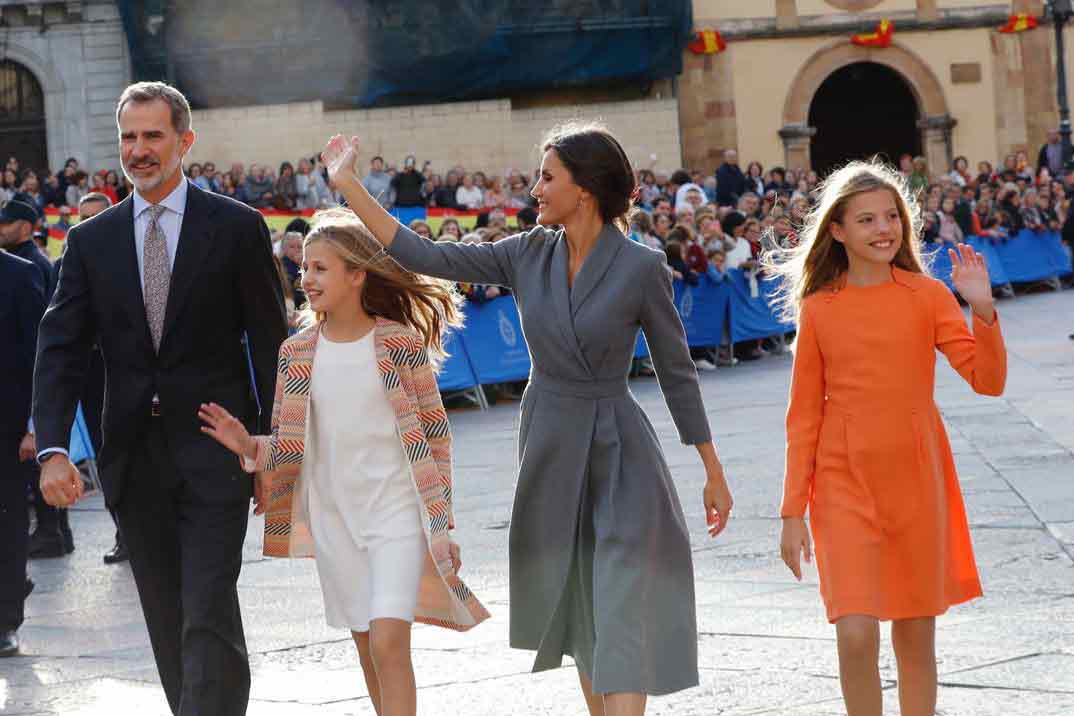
[0, 198, 75, 559]
[0, 247, 47, 657]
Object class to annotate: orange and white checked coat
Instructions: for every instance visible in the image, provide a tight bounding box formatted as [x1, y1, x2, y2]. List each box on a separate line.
[248, 317, 489, 631]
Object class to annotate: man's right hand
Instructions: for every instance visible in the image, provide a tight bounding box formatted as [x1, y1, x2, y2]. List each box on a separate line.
[39, 454, 84, 507]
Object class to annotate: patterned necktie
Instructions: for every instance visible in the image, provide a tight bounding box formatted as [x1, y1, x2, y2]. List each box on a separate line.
[143, 205, 170, 352]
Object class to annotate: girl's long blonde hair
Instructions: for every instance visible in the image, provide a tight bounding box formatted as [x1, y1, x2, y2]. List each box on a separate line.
[764, 159, 928, 323]
[301, 208, 463, 367]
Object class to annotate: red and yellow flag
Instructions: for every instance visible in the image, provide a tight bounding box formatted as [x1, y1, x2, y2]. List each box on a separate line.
[688, 29, 726, 55]
[851, 19, 894, 48]
[998, 14, 1038, 33]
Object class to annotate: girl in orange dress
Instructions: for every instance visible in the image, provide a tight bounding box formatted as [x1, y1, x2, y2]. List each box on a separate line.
[771, 162, 1006, 716]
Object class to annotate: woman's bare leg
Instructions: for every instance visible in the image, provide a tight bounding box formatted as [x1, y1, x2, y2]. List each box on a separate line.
[577, 668, 605, 716]
[351, 630, 382, 715]
[603, 692, 647, 716]
[368, 618, 417, 716]
[836, 615, 883, 716]
[891, 617, 937, 716]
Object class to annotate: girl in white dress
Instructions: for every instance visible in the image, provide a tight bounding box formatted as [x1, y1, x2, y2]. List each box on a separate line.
[198, 208, 478, 716]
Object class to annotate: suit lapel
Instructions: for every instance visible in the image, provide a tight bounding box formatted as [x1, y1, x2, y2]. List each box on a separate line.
[160, 184, 216, 349]
[117, 197, 155, 352]
[569, 224, 623, 317]
[550, 234, 592, 374]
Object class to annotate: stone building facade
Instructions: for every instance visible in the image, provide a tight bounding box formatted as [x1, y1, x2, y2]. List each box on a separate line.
[0, 1, 131, 174]
[680, 0, 1064, 176]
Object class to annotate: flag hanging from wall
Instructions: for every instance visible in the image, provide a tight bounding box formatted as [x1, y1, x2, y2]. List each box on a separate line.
[851, 19, 894, 48]
[998, 14, 1039, 33]
[688, 29, 726, 55]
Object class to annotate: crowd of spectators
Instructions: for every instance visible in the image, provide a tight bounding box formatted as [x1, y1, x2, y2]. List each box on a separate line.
[6, 131, 1072, 370]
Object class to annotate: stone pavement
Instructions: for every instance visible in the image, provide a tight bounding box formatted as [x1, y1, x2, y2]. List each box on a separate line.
[3, 289, 1073, 715]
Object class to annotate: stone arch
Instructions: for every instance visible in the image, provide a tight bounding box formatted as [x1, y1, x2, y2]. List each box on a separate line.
[780, 41, 955, 173]
[0, 41, 68, 171]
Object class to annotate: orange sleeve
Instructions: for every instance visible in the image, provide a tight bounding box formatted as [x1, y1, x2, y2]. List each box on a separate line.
[933, 284, 1006, 396]
[970, 212, 982, 236]
[781, 299, 825, 518]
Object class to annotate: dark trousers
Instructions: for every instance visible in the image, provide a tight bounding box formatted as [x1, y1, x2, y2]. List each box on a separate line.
[0, 433, 33, 630]
[115, 420, 251, 715]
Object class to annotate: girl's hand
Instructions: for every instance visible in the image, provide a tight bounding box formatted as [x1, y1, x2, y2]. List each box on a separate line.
[198, 402, 257, 460]
[322, 134, 361, 187]
[949, 243, 995, 321]
[448, 541, 463, 574]
[703, 461, 733, 538]
[780, 516, 812, 581]
[251, 472, 273, 515]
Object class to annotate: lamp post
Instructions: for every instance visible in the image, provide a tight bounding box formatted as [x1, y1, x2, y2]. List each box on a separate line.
[1048, 0, 1074, 169]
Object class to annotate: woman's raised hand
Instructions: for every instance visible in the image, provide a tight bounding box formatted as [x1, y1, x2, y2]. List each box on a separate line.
[322, 134, 361, 187]
[198, 402, 257, 460]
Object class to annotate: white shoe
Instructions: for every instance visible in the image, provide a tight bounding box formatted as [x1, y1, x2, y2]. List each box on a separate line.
[716, 355, 738, 367]
[694, 359, 717, 372]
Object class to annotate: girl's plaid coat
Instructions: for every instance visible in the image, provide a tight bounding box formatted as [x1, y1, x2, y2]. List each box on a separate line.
[248, 317, 489, 631]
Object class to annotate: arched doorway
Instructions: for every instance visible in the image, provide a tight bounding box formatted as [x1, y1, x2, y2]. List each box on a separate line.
[808, 62, 921, 175]
[781, 41, 954, 177]
[0, 60, 47, 172]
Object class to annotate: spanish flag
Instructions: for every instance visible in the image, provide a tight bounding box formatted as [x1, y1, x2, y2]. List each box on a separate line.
[688, 29, 726, 55]
[851, 19, 894, 48]
[998, 14, 1038, 33]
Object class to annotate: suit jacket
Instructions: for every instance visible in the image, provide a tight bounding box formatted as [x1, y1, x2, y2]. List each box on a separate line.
[1, 251, 46, 437]
[10, 240, 56, 300]
[32, 182, 288, 506]
[247, 318, 488, 632]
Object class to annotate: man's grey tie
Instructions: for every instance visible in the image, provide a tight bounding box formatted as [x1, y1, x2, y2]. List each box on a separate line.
[143, 205, 170, 352]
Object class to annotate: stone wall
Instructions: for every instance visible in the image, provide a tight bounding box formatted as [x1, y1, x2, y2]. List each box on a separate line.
[187, 97, 683, 176]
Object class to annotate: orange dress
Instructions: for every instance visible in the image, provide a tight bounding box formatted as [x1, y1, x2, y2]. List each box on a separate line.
[781, 267, 1006, 623]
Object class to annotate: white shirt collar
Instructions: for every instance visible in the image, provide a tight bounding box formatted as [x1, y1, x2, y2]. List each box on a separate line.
[133, 176, 189, 219]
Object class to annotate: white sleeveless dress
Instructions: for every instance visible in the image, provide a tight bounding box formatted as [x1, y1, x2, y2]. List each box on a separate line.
[304, 331, 426, 631]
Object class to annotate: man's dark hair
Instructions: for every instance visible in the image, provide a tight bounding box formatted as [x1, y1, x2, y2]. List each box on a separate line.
[372, 156, 384, 164]
[285, 217, 311, 236]
[670, 170, 692, 186]
[516, 207, 538, 228]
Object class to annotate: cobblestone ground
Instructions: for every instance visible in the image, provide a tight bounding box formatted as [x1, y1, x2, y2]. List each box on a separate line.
[3, 290, 1073, 715]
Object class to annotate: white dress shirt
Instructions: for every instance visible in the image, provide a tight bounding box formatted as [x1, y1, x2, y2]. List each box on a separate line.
[132, 178, 188, 289]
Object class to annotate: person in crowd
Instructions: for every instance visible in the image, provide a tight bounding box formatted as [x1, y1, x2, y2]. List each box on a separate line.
[483, 176, 508, 210]
[274, 162, 298, 210]
[976, 161, 994, 187]
[716, 149, 747, 207]
[506, 175, 532, 209]
[908, 156, 929, 198]
[776, 160, 1005, 716]
[515, 206, 539, 232]
[91, 172, 119, 205]
[947, 156, 972, 187]
[1021, 188, 1045, 232]
[391, 155, 426, 215]
[408, 219, 432, 239]
[437, 218, 462, 241]
[628, 208, 663, 251]
[1038, 191, 1061, 232]
[997, 183, 1024, 234]
[187, 163, 211, 191]
[663, 239, 694, 284]
[244, 163, 276, 208]
[745, 161, 765, 196]
[937, 196, 965, 245]
[1037, 130, 1064, 178]
[432, 170, 461, 209]
[0, 233, 47, 658]
[359, 155, 393, 209]
[455, 172, 484, 210]
[65, 171, 89, 209]
[698, 213, 725, 253]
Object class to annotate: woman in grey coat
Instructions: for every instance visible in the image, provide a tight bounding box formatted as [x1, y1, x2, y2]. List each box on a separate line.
[322, 124, 734, 715]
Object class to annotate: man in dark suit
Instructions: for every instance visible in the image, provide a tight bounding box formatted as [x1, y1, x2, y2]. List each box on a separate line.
[32, 82, 287, 715]
[0, 198, 75, 559]
[0, 250, 47, 657]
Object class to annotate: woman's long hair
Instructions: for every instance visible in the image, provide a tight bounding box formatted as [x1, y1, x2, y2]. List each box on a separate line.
[300, 208, 463, 368]
[763, 159, 928, 324]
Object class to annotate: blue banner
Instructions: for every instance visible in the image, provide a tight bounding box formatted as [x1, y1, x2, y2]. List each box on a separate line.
[1042, 231, 1073, 278]
[634, 331, 649, 359]
[436, 328, 479, 391]
[459, 297, 532, 384]
[993, 230, 1065, 283]
[68, 403, 95, 464]
[673, 277, 730, 347]
[967, 236, 1012, 286]
[727, 270, 794, 342]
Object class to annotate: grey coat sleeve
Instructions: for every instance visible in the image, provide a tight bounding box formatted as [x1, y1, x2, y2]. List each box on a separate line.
[639, 253, 712, 445]
[388, 225, 519, 287]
